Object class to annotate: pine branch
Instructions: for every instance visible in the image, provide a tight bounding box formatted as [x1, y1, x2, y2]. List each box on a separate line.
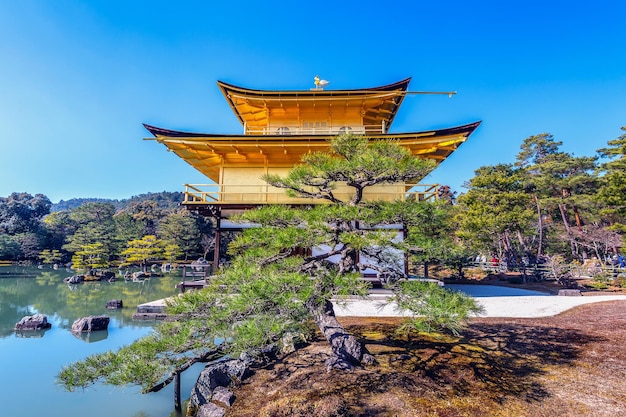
[145, 347, 225, 393]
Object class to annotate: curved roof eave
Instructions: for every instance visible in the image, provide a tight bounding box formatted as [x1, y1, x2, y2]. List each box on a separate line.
[143, 120, 481, 140]
[216, 77, 412, 97]
[216, 78, 412, 128]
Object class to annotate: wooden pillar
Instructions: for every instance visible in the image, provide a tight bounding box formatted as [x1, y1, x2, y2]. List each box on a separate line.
[403, 225, 409, 276]
[174, 373, 181, 411]
[213, 217, 221, 269]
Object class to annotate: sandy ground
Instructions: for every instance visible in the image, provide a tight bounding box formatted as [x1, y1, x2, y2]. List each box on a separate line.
[333, 285, 626, 318]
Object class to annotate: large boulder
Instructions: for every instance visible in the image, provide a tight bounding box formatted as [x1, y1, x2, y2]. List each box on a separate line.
[196, 403, 225, 417]
[211, 386, 235, 407]
[188, 359, 250, 412]
[71, 315, 110, 333]
[14, 314, 52, 331]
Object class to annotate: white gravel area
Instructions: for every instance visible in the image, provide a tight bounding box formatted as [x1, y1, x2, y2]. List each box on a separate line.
[333, 285, 626, 318]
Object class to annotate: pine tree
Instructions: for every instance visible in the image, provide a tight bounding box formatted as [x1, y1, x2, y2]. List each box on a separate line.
[58, 134, 483, 393]
[597, 127, 626, 233]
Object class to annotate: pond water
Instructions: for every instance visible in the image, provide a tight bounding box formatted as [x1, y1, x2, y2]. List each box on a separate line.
[0, 265, 204, 417]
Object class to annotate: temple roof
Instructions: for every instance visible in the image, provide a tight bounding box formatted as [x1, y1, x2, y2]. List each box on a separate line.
[144, 121, 481, 184]
[217, 78, 412, 133]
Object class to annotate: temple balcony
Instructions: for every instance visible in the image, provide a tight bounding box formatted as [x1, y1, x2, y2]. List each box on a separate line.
[243, 123, 388, 136]
[182, 183, 439, 206]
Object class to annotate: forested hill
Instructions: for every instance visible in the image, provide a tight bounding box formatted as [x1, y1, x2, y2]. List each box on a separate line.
[52, 191, 184, 212]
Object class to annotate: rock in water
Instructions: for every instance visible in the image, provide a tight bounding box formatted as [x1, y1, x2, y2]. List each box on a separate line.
[14, 314, 52, 331]
[105, 299, 123, 309]
[71, 315, 110, 332]
[64, 275, 85, 284]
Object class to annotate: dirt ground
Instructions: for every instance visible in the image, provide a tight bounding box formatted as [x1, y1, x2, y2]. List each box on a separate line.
[225, 299, 626, 417]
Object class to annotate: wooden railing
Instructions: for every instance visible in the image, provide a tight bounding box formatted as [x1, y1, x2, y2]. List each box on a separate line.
[243, 124, 386, 135]
[183, 183, 439, 205]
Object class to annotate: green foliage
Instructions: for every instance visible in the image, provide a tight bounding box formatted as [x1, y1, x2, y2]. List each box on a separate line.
[588, 274, 610, 290]
[124, 200, 164, 235]
[0, 192, 51, 235]
[597, 127, 626, 232]
[158, 210, 210, 261]
[63, 202, 117, 258]
[112, 212, 144, 250]
[39, 249, 62, 265]
[0, 234, 21, 260]
[392, 281, 484, 336]
[57, 133, 479, 393]
[0, 193, 51, 260]
[71, 242, 110, 270]
[121, 235, 164, 271]
[456, 164, 534, 258]
[162, 243, 183, 263]
[515, 133, 599, 260]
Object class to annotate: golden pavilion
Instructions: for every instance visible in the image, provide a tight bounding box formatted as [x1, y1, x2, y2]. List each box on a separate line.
[144, 77, 480, 268]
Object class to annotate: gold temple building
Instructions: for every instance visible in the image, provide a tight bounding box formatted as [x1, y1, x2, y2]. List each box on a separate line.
[144, 77, 481, 269]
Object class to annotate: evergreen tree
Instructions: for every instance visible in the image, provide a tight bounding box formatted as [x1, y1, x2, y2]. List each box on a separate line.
[58, 134, 482, 393]
[158, 210, 207, 261]
[456, 164, 535, 263]
[597, 127, 626, 233]
[63, 202, 117, 264]
[71, 242, 110, 270]
[515, 134, 598, 260]
[0, 192, 51, 260]
[121, 235, 165, 272]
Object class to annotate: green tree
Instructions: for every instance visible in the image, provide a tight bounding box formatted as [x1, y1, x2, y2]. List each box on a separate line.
[0, 192, 51, 260]
[516, 133, 598, 260]
[58, 134, 482, 393]
[0, 192, 51, 235]
[112, 211, 144, 254]
[0, 234, 21, 260]
[121, 235, 164, 272]
[125, 200, 165, 236]
[597, 127, 626, 233]
[63, 203, 117, 262]
[42, 210, 75, 254]
[456, 164, 535, 264]
[71, 242, 110, 270]
[158, 210, 207, 261]
[39, 249, 63, 265]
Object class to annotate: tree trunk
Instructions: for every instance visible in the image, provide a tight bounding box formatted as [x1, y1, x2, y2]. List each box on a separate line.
[558, 203, 577, 258]
[516, 229, 528, 255]
[174, 373, 181, 411]
[306, 298, 376, 371]
[534, 195, 543, 258]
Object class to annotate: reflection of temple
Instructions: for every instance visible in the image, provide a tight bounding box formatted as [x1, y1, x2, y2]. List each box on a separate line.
[145, 78, 481, 268]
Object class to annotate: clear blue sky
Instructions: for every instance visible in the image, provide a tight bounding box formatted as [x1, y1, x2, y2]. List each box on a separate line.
[1, 1, 624, 203]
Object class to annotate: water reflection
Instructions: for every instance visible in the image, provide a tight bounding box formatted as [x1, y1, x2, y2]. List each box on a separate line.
[72, 329, 109, 343]
[0, 265, 196, 417]
[15, 328, 50, 338]
[0, 265, 182, 338]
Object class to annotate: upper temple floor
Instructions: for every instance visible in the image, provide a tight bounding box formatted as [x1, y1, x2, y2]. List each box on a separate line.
[143, 78, 480, 207]
[217, 78, 413, 136]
